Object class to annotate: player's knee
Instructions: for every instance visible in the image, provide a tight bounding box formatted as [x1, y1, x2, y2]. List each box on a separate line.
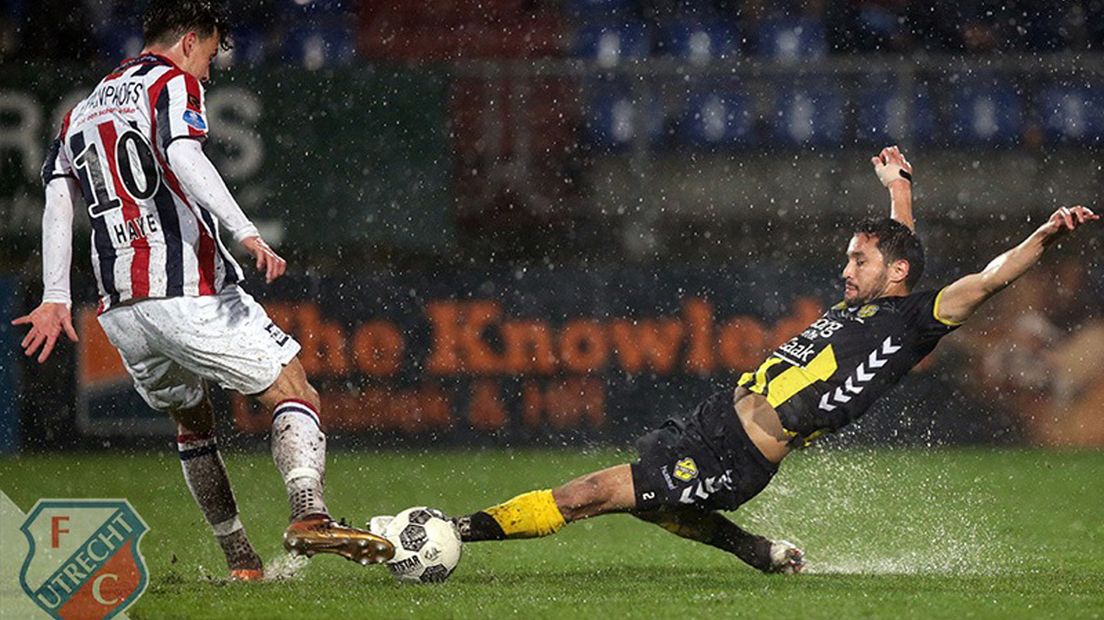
[283, 378, 320, 411]
[301, 382, 321, 411]
[171, 396, 214, 435]
[258, 360, 321, 412]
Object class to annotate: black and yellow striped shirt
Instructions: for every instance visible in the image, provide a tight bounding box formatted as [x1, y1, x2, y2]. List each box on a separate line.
[737, 288, 961, 446]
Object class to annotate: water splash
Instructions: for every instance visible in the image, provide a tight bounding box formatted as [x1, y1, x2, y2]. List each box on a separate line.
[263, 552, 310, 582]
[738, 449, 1019, 576]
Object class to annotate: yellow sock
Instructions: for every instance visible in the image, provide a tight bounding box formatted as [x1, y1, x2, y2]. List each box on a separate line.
[483, 490, 566, 539]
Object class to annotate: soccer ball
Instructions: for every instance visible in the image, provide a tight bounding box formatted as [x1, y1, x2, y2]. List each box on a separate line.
[380, 507, 462, 583]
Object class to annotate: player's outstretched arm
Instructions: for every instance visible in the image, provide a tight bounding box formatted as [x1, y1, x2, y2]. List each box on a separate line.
[166, 139, 286, 283]
[935, 206, 1099, 325]
[11, 177, 81, 363]
[871, 145, 914, 231]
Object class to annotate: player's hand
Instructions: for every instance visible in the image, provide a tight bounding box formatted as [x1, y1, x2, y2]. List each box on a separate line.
[10, 302, 78, 363]
[871, 145, 912, 188]
[241, 235, 287, 283]
[1038, 205, 1100, 238]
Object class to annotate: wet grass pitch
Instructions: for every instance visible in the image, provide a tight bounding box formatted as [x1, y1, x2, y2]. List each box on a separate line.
[2, 448, 1102, 619]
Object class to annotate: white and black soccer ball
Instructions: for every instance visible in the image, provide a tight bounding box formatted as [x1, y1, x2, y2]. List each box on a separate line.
[381, 507, 462, 583]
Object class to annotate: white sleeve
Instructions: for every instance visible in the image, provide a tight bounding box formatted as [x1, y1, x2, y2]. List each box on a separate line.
[42, 177, 79, 307]
[166, 139, 259, 243]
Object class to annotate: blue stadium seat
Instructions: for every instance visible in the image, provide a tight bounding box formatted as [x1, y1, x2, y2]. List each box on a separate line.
[755, 17, 827, 61]
[949, 82, 1024, 145]
[679, 89, 755, 148]
[770, 84, 844, 146]
[224, 29, 267, 67]
[283, 24, 356, 68]
[564, 0, 637, 19]
[573, 21, 652, 68]
[98, 28, 145, 62]
[658, 19, 739, 64]
[1040, 85, 1104, 143]
[4, 0, 27, 21]
[855, 79, 937, 145]
[276, 0, 351, 16]
[582, 81, 663, 150]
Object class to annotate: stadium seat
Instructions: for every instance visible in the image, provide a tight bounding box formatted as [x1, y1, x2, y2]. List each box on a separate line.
[679, 89, 755, 148]
[1039, 85, 1104, 143]
[98, 28, 145, 62]
[563, 0, 637, 19]
[770, 84, 844, 146]
[284, 24, 357, 69]
[855, 78, 937, 145]
[223, 29, 267, 67]
[573, 20, 652, 68]
[581, 80, 663, 150]
[276, 0, 351, 16]
[755, 17, 827, 62]
[948, 81, 1025, 145]
[658, 19, 740, 64]
[358, 0, 564, 61]
[4, 0, 27, 21]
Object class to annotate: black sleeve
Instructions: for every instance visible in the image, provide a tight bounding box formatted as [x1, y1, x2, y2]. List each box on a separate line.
[41, 136, 76, 187]
[907, 288, 962, 343]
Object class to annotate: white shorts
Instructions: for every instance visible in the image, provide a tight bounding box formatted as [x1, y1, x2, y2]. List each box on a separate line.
[97, 285, 301, 412]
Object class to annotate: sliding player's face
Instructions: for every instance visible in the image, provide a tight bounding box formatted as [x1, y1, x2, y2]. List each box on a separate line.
[842, 233, 890, 306]
[179, 29, 221, 83]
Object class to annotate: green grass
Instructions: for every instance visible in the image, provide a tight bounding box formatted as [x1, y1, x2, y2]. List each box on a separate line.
[2, 448, 1103, 619]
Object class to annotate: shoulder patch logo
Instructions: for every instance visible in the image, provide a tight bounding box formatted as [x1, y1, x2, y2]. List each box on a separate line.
[858, 304, 879, 319]
[182, 110, 207, 131]
[19, 499, 150, 620]
[673, 458, 699, 482]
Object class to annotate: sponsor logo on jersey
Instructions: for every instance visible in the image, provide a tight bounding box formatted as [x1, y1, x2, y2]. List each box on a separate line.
[182, 110, 207, 131]
[801, 317, 843, 340]
[19, 499, 149, 620]
[858, 304, 880, 318]
[778, 337, 820, 364]
[673, 457, 699, 482]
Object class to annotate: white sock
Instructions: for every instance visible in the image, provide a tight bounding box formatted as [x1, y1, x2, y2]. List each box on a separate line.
[271, 400, 329, 521]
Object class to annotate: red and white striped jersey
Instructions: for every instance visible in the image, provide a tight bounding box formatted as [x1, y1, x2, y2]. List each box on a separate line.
[41, 53, 244, 313]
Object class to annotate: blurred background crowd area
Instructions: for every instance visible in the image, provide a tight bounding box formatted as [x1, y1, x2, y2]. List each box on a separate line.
[7, 0, 1104, 64]
[1, 1, 1101, 449]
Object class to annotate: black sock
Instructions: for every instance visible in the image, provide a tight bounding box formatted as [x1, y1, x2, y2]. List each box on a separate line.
[706, 518, 772, 572]
[453, 512, 506, 542]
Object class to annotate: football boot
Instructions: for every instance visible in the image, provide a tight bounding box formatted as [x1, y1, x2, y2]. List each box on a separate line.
[765, 539, 805, 574]
[283, 514, 395, 565]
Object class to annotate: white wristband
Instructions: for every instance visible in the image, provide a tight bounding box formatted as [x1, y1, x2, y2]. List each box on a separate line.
[875, 162, 912, 187]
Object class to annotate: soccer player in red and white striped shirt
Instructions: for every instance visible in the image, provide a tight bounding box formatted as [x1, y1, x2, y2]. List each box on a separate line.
[14, 0, 393, 580]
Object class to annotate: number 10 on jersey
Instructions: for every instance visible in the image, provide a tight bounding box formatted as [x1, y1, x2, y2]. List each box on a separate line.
[72, 123, 161, 218]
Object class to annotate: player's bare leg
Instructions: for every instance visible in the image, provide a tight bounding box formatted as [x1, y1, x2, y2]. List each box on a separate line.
[453, 464, 635, 541]
[632, 508, 804, 574]
[171, 391, 264, 581]
[256, 358, 393, 565]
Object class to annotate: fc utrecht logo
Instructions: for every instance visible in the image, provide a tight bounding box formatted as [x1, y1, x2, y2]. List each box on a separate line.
[19, 500, 149, 620]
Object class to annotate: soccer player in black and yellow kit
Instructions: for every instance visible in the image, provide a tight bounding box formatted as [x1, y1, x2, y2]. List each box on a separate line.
[380, 147, 1099, 574]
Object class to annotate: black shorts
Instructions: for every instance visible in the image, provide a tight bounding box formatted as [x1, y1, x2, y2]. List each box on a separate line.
[630, 390, 778, 512]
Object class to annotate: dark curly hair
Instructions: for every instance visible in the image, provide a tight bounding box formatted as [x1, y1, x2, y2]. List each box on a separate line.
[853, 217, 925, 290]
[144, 0, 230, 50]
